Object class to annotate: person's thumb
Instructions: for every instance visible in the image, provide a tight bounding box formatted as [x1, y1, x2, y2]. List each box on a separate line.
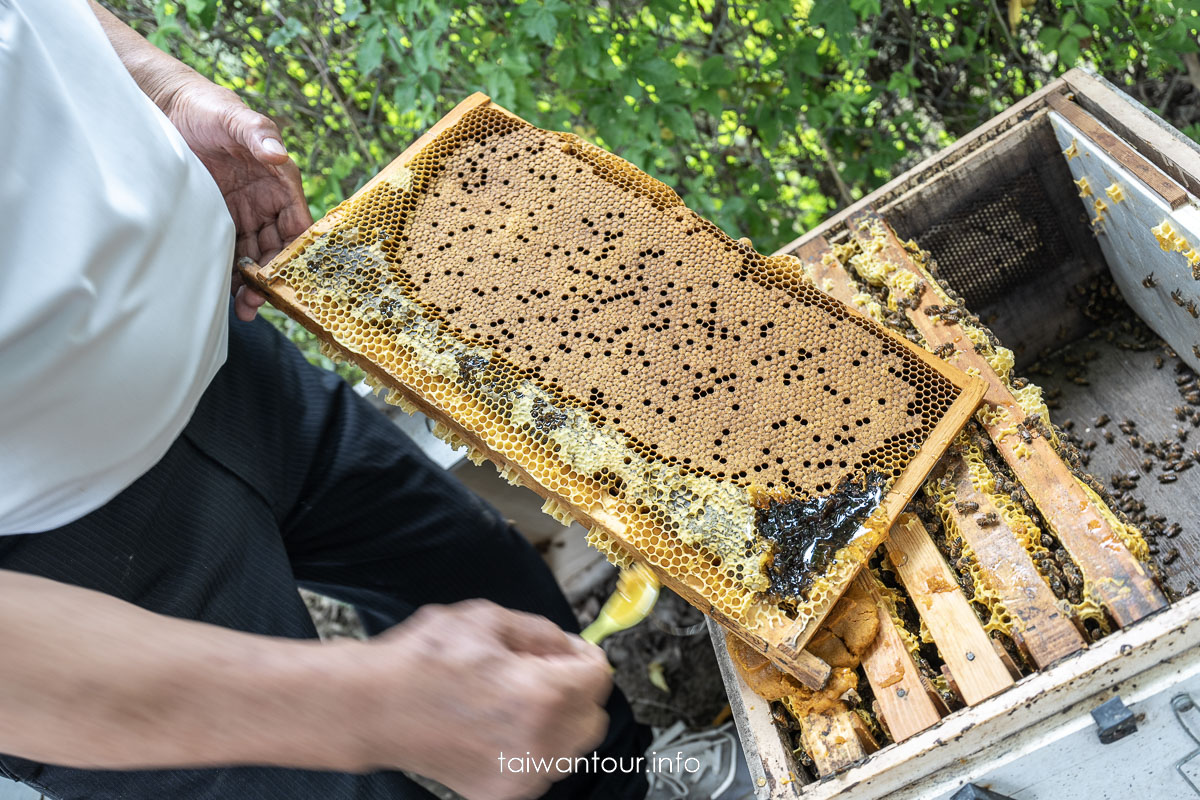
[233, 107, 291, 165]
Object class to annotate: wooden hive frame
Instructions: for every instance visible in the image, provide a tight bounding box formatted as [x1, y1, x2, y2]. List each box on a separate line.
[240, 92, 986, 688]
[718, 69, 1187, 798]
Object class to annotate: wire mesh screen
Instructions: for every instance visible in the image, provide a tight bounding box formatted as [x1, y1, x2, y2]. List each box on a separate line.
[909, 169, 1073, 309]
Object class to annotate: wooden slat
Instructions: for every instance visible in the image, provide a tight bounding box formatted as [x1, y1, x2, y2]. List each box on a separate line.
[798, 710, 868, 776]
[855, 572, 943, 741]
[795, 238, 1086, 668]
[1062, 69, 1200, 204]
[1046, 92, 1188, 209]
[885, 514, 1015, 703]
[847, 208, 1167, 628]
[706, 621, 807, 797]
[945, 458, 1087, 665]
[794, 238, 861, 306]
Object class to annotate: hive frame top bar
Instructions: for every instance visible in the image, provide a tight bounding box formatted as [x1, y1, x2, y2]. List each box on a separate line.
[242, 93, 985, 686]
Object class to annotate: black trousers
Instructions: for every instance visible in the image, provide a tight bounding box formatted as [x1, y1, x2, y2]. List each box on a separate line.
[0, 312, 649, 800]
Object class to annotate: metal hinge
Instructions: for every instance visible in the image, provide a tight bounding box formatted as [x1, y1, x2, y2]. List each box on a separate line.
[1092, 695, 1137, 744]
[1173, 694, 1200, 797]
[951, 785, 1016, 800]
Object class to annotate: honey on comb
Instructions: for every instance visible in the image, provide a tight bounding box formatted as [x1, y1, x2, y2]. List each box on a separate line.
[245, 96, 980, 672]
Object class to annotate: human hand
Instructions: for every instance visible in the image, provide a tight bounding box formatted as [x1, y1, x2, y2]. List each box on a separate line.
[346, 600, 612, 800]
[161, 79, 312, 321]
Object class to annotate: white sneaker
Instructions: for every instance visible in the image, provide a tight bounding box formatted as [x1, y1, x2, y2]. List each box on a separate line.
[644, 721, 756, 799]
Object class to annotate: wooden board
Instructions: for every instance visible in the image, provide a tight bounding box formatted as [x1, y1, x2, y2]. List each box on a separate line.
[944, 460, 1087, 666]
[881, 111, 1107, 369]
[1047, 92, 1188, 209]
[707, 620, 806, 797]
[885, 514, 1015, 704]
[855, 572, 944, 742]
[847, 208, 1167, 629]
[709, 72, 1195, 798]
[1049, 106, 1200, 375]
[798, 710, 868, 776]
[773, 79, 1076, 256]
[1064, 69, 1200, 203]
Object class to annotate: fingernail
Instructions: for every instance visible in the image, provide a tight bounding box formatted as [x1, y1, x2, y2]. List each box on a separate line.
[261, 138, 287, 156]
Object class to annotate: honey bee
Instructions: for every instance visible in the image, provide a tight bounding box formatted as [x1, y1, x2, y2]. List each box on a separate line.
[1143, 273, 1158, 288]
[976, 512, 1000, 528]
[955, 500, 979, 514]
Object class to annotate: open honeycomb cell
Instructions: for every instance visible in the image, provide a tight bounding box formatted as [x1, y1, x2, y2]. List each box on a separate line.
[243, 94, 984, 677]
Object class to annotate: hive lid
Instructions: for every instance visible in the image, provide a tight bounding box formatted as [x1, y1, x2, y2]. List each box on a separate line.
[241, 93, 985, 685]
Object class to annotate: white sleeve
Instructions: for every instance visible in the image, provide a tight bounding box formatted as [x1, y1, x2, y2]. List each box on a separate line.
[0, 0, 236, 533]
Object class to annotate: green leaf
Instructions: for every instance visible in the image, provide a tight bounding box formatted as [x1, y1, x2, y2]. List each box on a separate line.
[789, 38, 821, 77]
[1038, 26, 1062, 49]
[691, 88, 724, 117]
[184, 0, 216, 30]
[356, 26, 385, 73]
[809, 1, 857, 37]
[266, 16, 305, 49]
[660, 104, 698, 141]
[1081, 5, 1110, 27]
[340, 0, 366, 22]
[700, 55, 736, 87]
[393, 84, 417, 113]
[411, 26, 437, 72]
[638, 55, 679, 89]
[1058, 34, 1081, 68]
[520, 0, 567, 46]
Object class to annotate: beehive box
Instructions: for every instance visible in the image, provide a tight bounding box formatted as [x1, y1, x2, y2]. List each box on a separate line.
[716, 68, 1200, 799]
[240, 94, 984, 685]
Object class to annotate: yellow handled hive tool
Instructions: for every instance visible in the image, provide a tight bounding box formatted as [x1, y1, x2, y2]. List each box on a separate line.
[580, 562, 661, 645]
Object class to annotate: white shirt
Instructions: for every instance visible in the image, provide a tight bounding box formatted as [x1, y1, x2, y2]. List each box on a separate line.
[0, 0, 234, 533]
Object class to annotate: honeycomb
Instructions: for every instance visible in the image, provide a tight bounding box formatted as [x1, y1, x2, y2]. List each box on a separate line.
[244, 96, 982, 669]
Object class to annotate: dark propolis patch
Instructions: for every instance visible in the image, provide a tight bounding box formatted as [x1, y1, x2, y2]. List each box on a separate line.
[455, 352, 490, 383]
[757, 471, 887, 601]
[530, 397, 568, 432]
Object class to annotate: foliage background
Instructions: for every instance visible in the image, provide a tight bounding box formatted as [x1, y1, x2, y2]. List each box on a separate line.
[105, 0, 1200, 372]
